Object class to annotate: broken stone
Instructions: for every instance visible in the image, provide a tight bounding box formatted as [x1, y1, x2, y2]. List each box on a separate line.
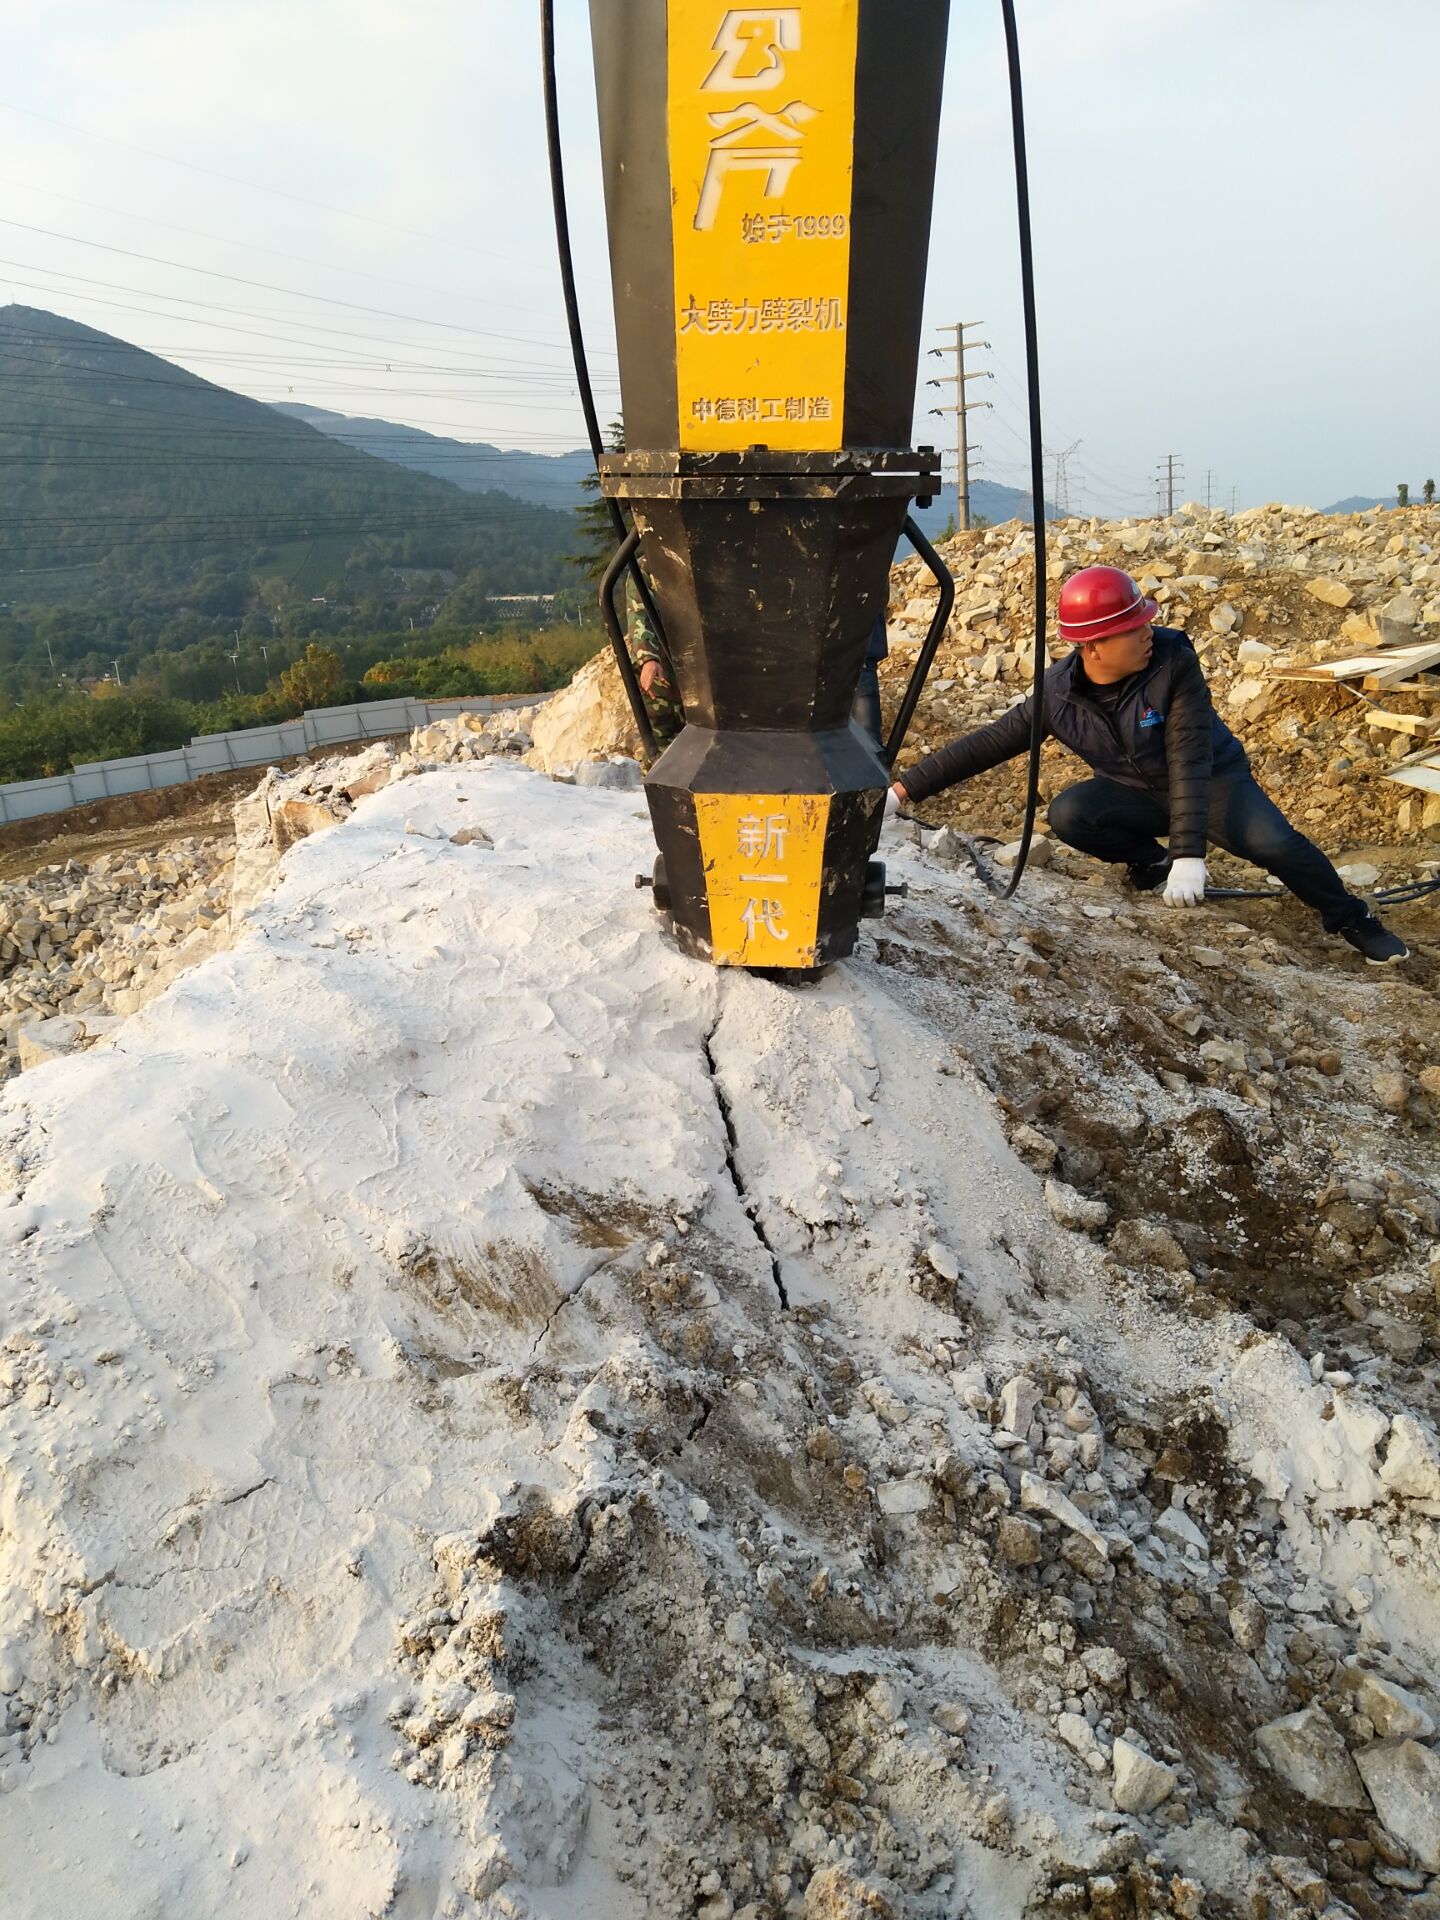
[272, 798, 342, 851]
[451, 825, 494, 848]
[1111, 1737, 1179, 1815]
[1229, 1597, 1268, 1653]
[1108, 1217, 1190, 1274]
[17, 1015, 84, 1072]
[995, 1514, 1043, 1566]
[1154, 1506, 1208, 1556]
[876, 1476, 930, 1518]
[804, 1865, 899, 1919]
[998, 1375, 1042, 1437]
[1019, 1471, 1112, 1566]
[1081, 1646, 1128, 1692]
[343, 766, 393, 802]
[1255, 1706, 1367, 1809]
[1305, 578, 1354, 608]
[925, 1242, 961, 1284]
[932, 1703, 971, 1736]
[1199, 1039, 1249, 1074]
[1371, 1070, 1410, 1115]
[1340, 1671, 1436, 1741]
[1268, 1857, 1330, 1910]
[1379, 1416, 1440, 1508]
[1009, 1123, 1059, 1174]
[1044, 1178, 1109, 1234]
[1057, 1711, 1099, 1758]
[1354, 1740, 1440, 1870]
[996, 835, 1053, 868]
[573, 756, 645, 790]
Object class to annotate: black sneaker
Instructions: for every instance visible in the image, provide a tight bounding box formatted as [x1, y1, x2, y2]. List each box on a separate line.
[1127, 860, 1169, 893]
[1340, 911, 1409, 966]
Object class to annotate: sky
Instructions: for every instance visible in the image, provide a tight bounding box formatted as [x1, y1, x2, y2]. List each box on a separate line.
[1, 0, 1436, 516]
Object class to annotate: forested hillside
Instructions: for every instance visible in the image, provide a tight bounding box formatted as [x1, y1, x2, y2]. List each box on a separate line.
[0, 307, 582, 700]
[272, 403, 592, 510]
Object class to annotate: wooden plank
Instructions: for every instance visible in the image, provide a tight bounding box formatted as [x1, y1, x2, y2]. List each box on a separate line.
[1273, 640, 1440, 685]
[1270, 653, 1396, 682]
[1367, 656, 1440, 695]
[1387, 763, 1440, 794]
[1365, 710, 1440, 738]
[1363, 646, 1440, 689]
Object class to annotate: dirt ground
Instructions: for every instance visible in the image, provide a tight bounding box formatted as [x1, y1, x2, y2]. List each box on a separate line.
[0, 737, 404, 885]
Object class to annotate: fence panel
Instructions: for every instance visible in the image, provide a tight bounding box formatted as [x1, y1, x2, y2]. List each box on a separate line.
[0, 775, 80, 824]
[0, 688, 552, 829]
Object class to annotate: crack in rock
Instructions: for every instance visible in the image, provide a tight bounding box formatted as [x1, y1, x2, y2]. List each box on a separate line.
[702, 1014, 789, 1311]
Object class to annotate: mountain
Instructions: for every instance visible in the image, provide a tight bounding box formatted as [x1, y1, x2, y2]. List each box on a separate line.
[274, 408, 1050, 537]
[272, 403, 593, 511]
[0, 307, 578, 628]
[910, 479, 1056, 538]
[1321, 494, 1390, 515]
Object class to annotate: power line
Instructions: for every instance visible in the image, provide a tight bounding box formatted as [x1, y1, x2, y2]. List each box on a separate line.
[0, 217, 601, 355]
[0, 271, 599, 370]
[0, 174, 600, 319]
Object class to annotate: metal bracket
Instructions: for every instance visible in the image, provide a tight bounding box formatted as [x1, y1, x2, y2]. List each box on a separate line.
[883, 516, 957, 769]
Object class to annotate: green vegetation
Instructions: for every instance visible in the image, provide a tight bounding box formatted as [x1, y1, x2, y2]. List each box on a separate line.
[0, 627, 603, 783]
[1398, 482, 1410, 508]
[0, 306, 589, 705]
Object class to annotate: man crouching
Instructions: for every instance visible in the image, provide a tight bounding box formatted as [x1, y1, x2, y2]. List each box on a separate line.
[890, 564, 1408, 965]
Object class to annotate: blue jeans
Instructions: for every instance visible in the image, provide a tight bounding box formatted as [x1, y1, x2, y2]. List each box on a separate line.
[852, 662, 883, 751]
[1046, 775, 1362, 931]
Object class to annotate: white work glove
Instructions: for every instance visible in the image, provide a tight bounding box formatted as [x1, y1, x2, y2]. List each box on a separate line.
[883, 786, 904, 819]
[1163, 857, 1208, 909]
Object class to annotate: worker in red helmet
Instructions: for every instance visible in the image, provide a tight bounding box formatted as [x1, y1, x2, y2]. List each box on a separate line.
[888, 563, 1408, 965]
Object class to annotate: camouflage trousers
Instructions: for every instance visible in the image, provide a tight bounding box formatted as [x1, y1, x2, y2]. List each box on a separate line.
[625, 574, 683, 754]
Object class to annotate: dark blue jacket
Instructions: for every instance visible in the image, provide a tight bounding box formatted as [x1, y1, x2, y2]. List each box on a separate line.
[898, 627, 1248, 860]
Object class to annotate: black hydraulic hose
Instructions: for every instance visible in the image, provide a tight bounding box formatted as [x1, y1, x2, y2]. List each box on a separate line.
[600, 528, 660, 762]
[1207, 877, 1440, 907]
[997, 0, 1047, 902]
[539, 0, 675, 685]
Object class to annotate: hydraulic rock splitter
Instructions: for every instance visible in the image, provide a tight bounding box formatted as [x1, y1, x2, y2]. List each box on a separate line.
[544, 1, 1052, 970]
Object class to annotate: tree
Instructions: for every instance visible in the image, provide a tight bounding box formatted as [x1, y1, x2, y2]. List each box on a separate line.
[279, 643, 343, 711]
[1425, 478, 1436, 505]
[1397, 483, 1410, 508]
[569, 419, 626, 584]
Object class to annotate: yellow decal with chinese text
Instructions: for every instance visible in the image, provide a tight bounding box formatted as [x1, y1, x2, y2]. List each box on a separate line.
[668, 2, 859, 451]
[695, 791, 830, 966]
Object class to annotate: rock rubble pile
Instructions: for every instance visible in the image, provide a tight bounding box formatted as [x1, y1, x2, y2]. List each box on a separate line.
[883, 503, 1440, 849]
[0, 838, 231, 1075]
[0, 760, 1438, 1917]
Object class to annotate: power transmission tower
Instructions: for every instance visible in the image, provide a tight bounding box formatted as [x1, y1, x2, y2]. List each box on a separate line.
[1053, 440, 1081, 519]
[927, 322, 993, 530]
[1205, 469, 1214, 510]
[1156, 453, 1183, 516]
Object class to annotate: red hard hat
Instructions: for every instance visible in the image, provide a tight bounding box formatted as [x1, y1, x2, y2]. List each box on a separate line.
[1056, 565, 1159, 644]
